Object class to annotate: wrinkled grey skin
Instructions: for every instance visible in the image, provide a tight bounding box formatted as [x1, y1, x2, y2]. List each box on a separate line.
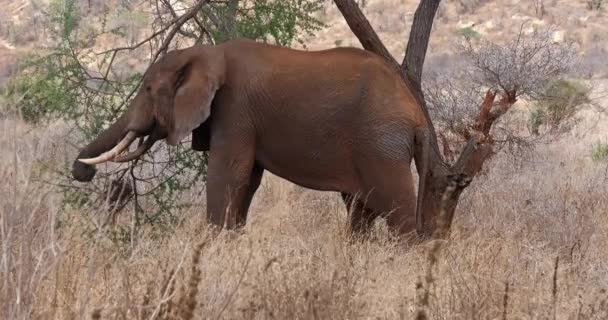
[73, 39, 449, 237]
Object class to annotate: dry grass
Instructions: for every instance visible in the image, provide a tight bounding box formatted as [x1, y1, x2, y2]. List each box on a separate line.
[1, 95, 608, 320]
[2, 1, 608, 318]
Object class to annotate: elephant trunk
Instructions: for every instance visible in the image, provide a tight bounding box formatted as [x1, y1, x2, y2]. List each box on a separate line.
[72, 113, 132, 182]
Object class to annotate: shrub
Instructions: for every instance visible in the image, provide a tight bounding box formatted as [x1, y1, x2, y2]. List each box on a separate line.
[456, 26, 481, 39]
[457, 0, 491, 13]
[528, 107, 546, 136]
[591, 142, 608, 162]
[529, 79, 590, 134]
[425, 29, 576, 154]
[2, 57, 78, 123]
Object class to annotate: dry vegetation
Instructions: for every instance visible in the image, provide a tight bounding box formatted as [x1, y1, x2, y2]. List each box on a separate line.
[2, 0, 608, 319]
[1, 100, 608, 319]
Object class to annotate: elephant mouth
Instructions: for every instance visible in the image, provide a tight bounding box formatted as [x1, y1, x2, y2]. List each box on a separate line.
[78, 124, 165, 165]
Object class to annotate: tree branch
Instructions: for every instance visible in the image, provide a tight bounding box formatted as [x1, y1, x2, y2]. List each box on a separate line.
[333, 0, 398, 66]
[152, 0, 210, 61]
[452, 137, 494, 177]
[403, 0, 441, 90]
[95, 18, 177, 55]
[160, 0, 200, 39]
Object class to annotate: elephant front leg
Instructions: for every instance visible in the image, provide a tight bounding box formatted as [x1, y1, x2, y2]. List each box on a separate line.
[206, 150, 259, 230]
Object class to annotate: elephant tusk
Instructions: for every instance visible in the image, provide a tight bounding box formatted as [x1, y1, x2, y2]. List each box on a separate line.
[113, 135, 158, 163]
[78, 131, 138, 165]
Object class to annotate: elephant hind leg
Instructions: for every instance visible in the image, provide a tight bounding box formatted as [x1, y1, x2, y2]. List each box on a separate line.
[341, 192, 380, 236]
[353, 158, 418, 236]
[235, 164, 264, 227]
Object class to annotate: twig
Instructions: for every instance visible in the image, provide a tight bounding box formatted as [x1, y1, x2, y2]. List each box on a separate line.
[214, 239, 253, 319]
[502, 281, 509, 320]
[193, 16, 216, 45]
[147, 244, 190, 320]
[95, 18, 178, 55]
[552, 256, 559, 320]
[151, 0, 210, 62]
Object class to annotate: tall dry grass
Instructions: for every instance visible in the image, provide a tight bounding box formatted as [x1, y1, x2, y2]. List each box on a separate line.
[2, 0, 608, 318]
[1, 103, 608, 319]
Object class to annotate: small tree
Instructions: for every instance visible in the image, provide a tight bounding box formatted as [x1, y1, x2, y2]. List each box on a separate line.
[424, 28, 576, 160]
[333, 0, 580, 236]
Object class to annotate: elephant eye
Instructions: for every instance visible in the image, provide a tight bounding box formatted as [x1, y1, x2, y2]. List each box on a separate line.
[145, 85, 152, 93]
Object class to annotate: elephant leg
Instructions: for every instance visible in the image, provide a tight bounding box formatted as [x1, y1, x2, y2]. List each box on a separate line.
[355, 160, 418, 236]
[206, 146, 257, 230]
[341, 192, 380, 236]
[235, 164, 264, 226]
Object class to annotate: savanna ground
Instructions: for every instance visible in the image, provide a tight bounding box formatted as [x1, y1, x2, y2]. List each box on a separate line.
[2, 0, 608, 319]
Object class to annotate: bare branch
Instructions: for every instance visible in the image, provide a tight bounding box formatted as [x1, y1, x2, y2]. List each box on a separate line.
[425, 25, 575, 169]
[332, 0, 398, 67]
[438, 132, 455, 162]
[95, 18, 177, 55]
[152, 0, 210, 61]
[402, 0, 441, 90]
[459, 27, 575, 99]
[452, 137, 494, 177]
[193, 16, 216, 45]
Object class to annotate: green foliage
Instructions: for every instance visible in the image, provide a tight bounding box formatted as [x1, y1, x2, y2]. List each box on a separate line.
[2, 0, 82, 122]
[2, 0, 132, 132]
[4, 0, 324, 238]
[2, 58, 77, 122]
[528, 108, 546, 136]
[206, 0, 325, 46]
[529, 79, 590, 135]
[456, 26, 481, 40]
[591, 142, 608, 162]
[49, 0, 80, 39]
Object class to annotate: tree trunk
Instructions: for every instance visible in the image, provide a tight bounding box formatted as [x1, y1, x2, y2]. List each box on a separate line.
[333, 0, 398, 66]
[403, 0, 441, 90]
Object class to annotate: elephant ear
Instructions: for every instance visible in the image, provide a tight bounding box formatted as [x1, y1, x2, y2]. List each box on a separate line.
[165, 53, 223, 146]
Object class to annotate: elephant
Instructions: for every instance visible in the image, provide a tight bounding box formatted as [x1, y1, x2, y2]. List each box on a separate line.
[72, 38, 454, 238]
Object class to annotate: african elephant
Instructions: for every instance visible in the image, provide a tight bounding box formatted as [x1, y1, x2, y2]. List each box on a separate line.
[72, 38, 452, 237]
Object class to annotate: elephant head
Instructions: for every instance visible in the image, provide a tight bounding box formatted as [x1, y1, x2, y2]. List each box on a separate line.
[72, 46, 225, 182]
